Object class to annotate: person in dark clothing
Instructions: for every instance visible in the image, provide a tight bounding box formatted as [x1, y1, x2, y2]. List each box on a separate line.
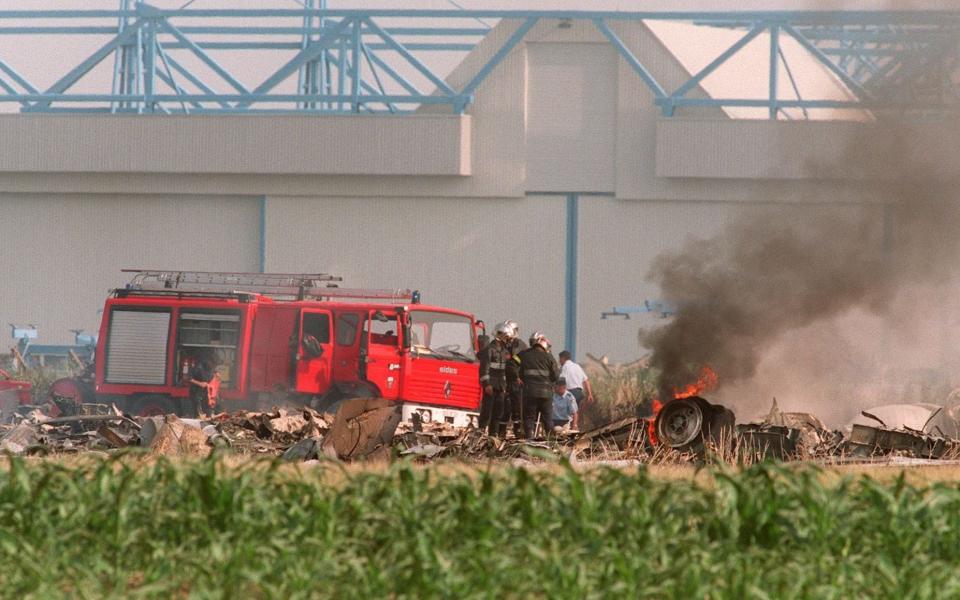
[517, 331, 559, 439]
[478, 323, 512, 438]
[503, 320, 527, 439]
[188, 356, 215, 418]
[476, 333, 493, 430]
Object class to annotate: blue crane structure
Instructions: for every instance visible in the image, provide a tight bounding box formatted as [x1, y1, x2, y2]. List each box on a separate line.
[8, 325, 96, 369]
[0, 3, 954, 117]
[602, 301, 678, 320]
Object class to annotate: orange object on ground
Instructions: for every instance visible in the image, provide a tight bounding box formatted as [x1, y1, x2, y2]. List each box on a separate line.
[207, 374, 221, 408]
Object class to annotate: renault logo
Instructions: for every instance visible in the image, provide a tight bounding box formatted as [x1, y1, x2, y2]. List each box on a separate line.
[443, 381, 452, 399]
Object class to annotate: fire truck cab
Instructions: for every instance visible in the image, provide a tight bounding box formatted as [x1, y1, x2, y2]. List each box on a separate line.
[93, 271, 482, 425]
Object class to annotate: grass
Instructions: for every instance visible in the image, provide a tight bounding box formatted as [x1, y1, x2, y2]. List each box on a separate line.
[2, 456, 960, 598]
[578, 362, 659, 429]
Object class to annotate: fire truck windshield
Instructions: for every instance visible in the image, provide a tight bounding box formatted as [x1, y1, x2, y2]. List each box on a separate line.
[408, 310, 476, 362]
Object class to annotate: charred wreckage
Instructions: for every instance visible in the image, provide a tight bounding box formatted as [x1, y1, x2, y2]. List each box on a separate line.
[1, 390, 958, 465]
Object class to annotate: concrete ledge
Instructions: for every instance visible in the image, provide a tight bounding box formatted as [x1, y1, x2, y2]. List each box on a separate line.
[0, 114, 471, 176]
[656, 118, 960, 181]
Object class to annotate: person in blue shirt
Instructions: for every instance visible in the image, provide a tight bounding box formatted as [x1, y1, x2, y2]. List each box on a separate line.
[551, 377, 579, 432]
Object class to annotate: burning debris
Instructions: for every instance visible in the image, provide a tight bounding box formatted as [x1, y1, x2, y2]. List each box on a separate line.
[0, 388, 958, 465]
[636, 119, 960, 451]
[650, 366, 736, 456]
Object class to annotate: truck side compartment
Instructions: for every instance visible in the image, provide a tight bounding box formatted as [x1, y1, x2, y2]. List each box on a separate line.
[248, 303, 298, 394]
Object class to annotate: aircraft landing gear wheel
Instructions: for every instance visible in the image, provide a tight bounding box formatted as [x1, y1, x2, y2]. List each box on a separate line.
[655, 398, 704, 449]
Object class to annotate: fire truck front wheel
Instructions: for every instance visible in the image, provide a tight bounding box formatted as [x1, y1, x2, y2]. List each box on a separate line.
[130, 395, 181, 417]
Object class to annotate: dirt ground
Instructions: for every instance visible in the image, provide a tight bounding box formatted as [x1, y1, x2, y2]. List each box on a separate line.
[14, 452, 960, 490]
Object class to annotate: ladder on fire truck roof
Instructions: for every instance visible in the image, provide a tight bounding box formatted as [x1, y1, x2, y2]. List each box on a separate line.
[121, 270, 421, 303]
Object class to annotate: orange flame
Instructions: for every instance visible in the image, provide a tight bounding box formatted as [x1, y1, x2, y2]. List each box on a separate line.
[672, 366, 719, 399]
[647, 398, 664, 445]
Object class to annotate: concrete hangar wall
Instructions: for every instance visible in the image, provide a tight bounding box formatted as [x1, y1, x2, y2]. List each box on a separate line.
[0, 18, 909, 361]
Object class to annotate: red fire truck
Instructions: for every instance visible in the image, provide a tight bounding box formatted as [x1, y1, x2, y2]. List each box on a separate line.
[82, 270, 482, 424]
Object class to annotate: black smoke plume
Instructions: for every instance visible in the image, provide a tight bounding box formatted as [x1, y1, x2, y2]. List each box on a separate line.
[642, 119, 960, 400]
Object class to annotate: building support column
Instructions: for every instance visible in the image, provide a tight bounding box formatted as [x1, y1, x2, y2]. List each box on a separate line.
[259, 195, 267, 273]
[565, 193, 579, 359]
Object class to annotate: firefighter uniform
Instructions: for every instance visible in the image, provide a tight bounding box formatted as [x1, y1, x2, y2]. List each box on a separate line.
[478, 338, 511, 437]
[505, 338, 528, 438]
[476, 334, 493, 430]
[188, 360, 215, 418]
[517, 345, 559, 439]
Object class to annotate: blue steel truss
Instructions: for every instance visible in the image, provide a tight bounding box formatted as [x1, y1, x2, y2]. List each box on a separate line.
[0, 5, 956, 117]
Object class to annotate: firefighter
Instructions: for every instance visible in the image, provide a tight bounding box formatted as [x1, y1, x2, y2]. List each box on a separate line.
[187, 354, 216, 418]
[517, 331, 559, 439]
[478, 323, 511, 437]
[476, 332, 492, 430]
[503, 320, 527, 439]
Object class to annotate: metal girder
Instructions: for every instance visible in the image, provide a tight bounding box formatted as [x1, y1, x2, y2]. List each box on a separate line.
[593, 19, 666, 99]
[769, 25, 780, 119]
[782, 24, 876, 101]
[0, 60, 37, 95]
[23, 20, 144, 112]
[362, 16, 458, 98]
[670, 26, 765, 99]
[238, 15, 352, 109]
[459, 17, 538, 99]
[0, 6, 954, 117]
[159, 20, 250, 95]
[0, 9, 952, 23]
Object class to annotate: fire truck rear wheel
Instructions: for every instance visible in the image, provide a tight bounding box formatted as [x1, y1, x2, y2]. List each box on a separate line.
[132, 395, 180, 417]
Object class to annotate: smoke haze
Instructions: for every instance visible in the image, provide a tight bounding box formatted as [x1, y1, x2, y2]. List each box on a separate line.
[642, 120, 960, 425]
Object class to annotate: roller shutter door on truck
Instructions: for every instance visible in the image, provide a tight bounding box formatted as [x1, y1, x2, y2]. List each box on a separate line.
[105, 310, 171, 385]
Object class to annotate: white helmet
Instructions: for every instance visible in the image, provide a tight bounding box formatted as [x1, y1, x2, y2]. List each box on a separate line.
[505, 320, 520, 340]
[494, 321, 512, 341]
[529, 331, 551, 350]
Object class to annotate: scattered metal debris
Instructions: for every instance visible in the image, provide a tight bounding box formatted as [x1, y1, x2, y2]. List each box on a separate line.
[844, 424, 960, 459]
[846, 403, 960, 441]
[0, 393, 959, 465]
[149, 415, 210, 457]
[96, 425, 131, 449]
[281, 437, 325, 461]
[322, 397, 401, 461]
[0, 422, 40, 455]
[737, 424, 801, 460]
[739, 399, 845, 460]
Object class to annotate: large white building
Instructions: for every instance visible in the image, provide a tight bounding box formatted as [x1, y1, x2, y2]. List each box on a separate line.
[1, 5, 957, 362]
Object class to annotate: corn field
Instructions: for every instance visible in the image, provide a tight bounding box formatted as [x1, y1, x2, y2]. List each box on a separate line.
[0, 456, 958, 598]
